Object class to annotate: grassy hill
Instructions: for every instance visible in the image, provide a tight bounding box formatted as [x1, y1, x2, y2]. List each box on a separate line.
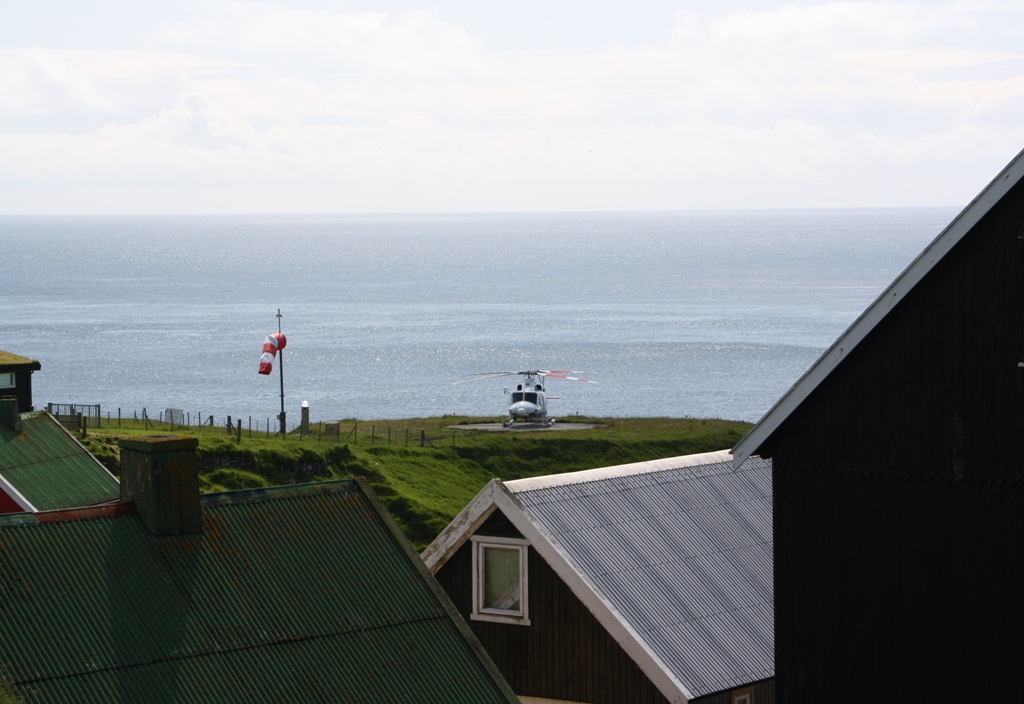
[85, 415, 751, 549]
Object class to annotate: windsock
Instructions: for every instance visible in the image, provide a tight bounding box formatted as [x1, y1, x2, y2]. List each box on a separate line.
[258, 333, 287, 375]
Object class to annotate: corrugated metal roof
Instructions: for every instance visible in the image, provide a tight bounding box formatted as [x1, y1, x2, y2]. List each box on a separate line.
[0, 480, 519, 704]
[512, 456, 773, 698]
[0, 411, 119, 511]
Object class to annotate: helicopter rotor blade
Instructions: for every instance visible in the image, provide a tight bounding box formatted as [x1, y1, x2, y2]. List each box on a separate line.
[451, 372, 517, 385]
[543, 373, 598, 383]
[453, 369, 599, 385]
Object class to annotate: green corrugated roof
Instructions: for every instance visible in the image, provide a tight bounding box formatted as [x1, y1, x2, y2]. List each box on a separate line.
[0, 412, 119, 511]
[0, 480, 520, 704]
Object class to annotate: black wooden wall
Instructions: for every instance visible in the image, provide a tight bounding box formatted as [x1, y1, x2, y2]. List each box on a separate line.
[435, 509, 773, 704]
[764, 176, 1024, 702]
[0, 366, 37, 413]
[694, 679, 774, 704]
[435, 510, 671, 704]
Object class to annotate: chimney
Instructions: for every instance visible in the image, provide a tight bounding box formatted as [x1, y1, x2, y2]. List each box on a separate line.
[0, 399, 22, 432]
[118, 436, 202, 536]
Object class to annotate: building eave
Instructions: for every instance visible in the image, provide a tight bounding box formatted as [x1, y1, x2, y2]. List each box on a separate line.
[732, 145, 1024, 468]
[422, 480, 695, 704]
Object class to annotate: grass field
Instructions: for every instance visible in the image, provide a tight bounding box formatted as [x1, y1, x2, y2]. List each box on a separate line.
[85, 415, 752, 549]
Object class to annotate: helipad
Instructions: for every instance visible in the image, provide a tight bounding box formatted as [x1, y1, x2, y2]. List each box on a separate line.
[447, 422, 602, 433]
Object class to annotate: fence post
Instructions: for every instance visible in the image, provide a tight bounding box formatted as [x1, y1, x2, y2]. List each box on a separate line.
[371, 426, 375, 446]
[420, 430, 425, 447]
[118, 408, 121, 429]
[236, 418, 242, 443]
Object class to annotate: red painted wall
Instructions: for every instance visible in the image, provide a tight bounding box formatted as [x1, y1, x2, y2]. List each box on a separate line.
[0, 488, 26, 514]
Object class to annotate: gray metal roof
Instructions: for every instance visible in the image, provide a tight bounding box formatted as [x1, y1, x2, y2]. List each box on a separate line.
[511, 455, 773, 698]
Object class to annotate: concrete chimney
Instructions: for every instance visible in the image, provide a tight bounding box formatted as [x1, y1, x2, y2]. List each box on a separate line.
[118, 436, 202, 536]
[0, 399, 22, 432]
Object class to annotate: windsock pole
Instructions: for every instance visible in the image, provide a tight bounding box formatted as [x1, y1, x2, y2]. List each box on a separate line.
[277, 309, 286, 436]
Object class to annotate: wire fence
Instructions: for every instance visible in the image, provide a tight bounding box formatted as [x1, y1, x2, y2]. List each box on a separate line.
[67, 405, 457, 448]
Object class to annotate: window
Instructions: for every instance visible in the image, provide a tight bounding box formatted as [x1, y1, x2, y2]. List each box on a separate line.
[524, 393, 538, 404]
[732, 689, 753, 704]
[511, 392, 524, 403]
[0, 373, 13, 389]
[470, 535, 530, 625]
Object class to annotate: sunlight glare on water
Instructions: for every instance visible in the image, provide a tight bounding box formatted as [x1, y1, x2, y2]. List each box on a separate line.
[0, 209, 956, 423]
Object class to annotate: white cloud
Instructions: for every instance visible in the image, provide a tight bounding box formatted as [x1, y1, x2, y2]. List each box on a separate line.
[0, 48, 120, 113]
[1, 1, 1023, 212]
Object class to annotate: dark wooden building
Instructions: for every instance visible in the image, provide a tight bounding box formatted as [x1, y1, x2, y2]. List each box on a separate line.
[423, 450, 775, 704]
[0, 350, 40, 413]
[731, 147, 1024, 703]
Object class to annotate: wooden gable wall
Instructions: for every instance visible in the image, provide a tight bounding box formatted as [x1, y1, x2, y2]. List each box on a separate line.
[434, 509, 672, 704]
[765, 177, 1024, 702]
[434, 508, 774, 704]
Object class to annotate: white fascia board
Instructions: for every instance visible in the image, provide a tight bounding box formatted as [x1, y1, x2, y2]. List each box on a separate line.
[0, 473, 37, 513]
[732, 145, 1024, 468]
[421, 480, 501, 572]
[47, 411, 120, 483]
[421, 479, 693, 703]
[505, 450, 733, 492]
[490, 483, 694, 704]
[425, 449, 732, 569]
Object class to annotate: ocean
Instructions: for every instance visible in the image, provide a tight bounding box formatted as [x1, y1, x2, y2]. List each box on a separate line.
[0, 209, 958, 427]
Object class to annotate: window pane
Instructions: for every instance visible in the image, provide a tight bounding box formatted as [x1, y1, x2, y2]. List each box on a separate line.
[483, 547, 520, 611]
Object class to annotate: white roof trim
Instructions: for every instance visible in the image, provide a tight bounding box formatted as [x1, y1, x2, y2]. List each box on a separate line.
[732, 146, 1024, 468]
[422, 480, 695, 703]
[0, 473, 37, 513]
[421, 480, 501, 573]
[505, 449, 733, 492]
[45, 411, 121, 483]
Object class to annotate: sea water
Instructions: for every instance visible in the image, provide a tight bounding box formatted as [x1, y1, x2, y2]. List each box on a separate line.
[0, 209, 957, 425]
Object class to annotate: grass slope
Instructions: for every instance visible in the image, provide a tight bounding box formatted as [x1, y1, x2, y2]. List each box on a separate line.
[86, 415, 751, 549]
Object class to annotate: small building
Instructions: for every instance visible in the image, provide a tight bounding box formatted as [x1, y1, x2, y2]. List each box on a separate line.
[0, 436, 520, 704]
[0, 350, 41, 413]
[731, 146, 1024, 702]
[0, 401, 119, 515]
[423, 450, 774, 704]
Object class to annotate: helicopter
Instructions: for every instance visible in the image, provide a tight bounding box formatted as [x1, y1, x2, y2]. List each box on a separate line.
[455, 370, 597, 427]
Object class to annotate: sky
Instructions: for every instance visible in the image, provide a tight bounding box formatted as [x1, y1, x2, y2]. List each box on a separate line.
[1, 1, 1023, 213]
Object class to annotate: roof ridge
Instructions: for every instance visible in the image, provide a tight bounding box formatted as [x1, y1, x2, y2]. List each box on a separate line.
[10, 611, 453, 688]
[732, 145, 1024, 466]
[200, 478, 359, 507]
[0, 451, 105, 472]
[504, 449, 734, 492]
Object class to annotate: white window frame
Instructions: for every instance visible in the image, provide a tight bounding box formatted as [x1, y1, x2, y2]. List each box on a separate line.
[0, 373, 14, 389]
[732, 690, 753, 704]
[470, 535, 530, 626]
